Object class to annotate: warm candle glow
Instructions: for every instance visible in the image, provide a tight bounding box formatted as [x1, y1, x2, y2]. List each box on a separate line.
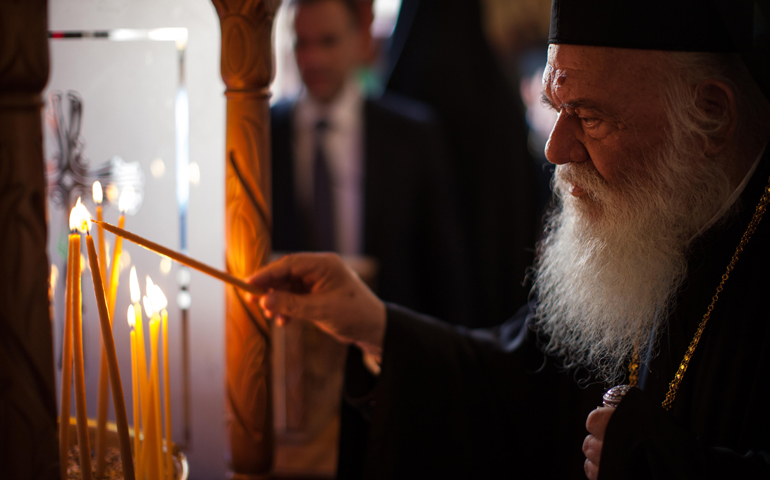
[69, 197, 92, 233]
[146, 275, 155, 297]
[130, 267, 141, 304]
[149, 285, 168, 313]
[50, 264, 58, 296]
[128, 304, 136, 329]
[119, 186, 136, 213]
[106, 184, 120, 204]
[93, 181, 103, 205]
[159, 256, 172, 275]
[143, 296, 155, 318]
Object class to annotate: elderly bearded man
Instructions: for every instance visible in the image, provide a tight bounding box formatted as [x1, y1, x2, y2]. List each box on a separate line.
[250, 0, 770, 478]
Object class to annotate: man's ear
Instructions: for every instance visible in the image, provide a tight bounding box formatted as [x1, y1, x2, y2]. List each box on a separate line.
[694, 79, 737, 157]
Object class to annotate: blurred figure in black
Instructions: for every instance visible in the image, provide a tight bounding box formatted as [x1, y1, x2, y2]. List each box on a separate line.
[385, 0, 541, 327]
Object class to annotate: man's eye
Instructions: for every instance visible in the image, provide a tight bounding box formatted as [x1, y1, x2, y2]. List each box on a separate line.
[580, 117, 600, 128]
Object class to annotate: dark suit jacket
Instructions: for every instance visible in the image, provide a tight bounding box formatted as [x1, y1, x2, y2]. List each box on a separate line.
[271, 93, 470, 325]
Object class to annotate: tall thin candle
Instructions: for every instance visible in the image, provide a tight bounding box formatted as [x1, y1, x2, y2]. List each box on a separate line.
[68, 202, 92, 478]
[132, 267, 157, 480]
[94, 184, 112, 479]
[128, 305, 142, 480]
[150, 317, 164, 480]
[150, 284, 173, 479]
[108, 187, 133, 316]
[72, 199, 136, 480]
[142, 295, 161, 480]
[146, 277, 165, 480]
[95, 219, 264, 295]
[162, 308, 173, 479]
[59, 234, 76, 480]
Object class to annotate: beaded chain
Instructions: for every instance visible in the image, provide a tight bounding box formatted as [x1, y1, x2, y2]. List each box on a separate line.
[628, 177, 770, 410]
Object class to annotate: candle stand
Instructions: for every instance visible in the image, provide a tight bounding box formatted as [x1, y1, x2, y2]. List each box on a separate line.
[63, 417, 189, 480]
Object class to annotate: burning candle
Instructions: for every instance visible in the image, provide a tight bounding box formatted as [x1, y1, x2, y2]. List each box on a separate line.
[69, 200, 93, 479]
[150, 284, 173, 479]
[94, 181, 107, 284]
[128, 305, 143, 480]
[132, 269, 158, 480]
[144, 293, 164, 480]
[71, 199, 136, 480]
[59, 229, 76, 480]
[108, 187, 133, 317]
[97, 187, 130, 471]
[93, 180, 111, 479]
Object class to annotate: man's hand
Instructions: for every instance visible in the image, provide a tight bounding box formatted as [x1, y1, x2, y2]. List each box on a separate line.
[583, 407, 615, 479]
[248, 253, 387, 358]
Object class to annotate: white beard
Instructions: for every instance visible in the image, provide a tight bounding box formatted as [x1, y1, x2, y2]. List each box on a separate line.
[531, 137, 735, 385]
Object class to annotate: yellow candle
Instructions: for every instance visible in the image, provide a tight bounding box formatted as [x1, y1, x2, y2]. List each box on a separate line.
[96, 212, 125, 476]
[107, 214, 125, 318]
[162, 309, 173, 480]
[94, 181, 112, 478]
[149, 309, 164, 480]
[86, 233, 136, 480]
[94, 181, 107, 286]
[132, 268, 158, 479]
[71, 198, 136, 480]
[70, 231, 92, 478]
[143, 295, 161, 480]
[109, 187, 132, 317]
[129, 306, 142, 480]
[95, 218, 264, 295]
[149, 283, 173, 480]
[59, 234, 76, 480]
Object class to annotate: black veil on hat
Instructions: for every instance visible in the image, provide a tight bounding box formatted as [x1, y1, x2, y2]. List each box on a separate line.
[548, 0, 770, 99]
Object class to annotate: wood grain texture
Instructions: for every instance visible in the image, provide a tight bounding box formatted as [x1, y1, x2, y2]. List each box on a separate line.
[212, 0, 280, 477]
[0, 0, 58, 479]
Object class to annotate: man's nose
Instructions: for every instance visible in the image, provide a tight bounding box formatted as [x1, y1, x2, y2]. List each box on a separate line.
[544, 113, 589, 165]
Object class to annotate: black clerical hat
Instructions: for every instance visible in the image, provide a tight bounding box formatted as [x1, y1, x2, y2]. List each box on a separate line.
[548, 0, 770, 101]
[548, 0, 753, 52]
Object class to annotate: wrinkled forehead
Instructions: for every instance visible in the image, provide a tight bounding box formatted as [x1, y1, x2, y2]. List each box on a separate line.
[543, 44, 667, 115]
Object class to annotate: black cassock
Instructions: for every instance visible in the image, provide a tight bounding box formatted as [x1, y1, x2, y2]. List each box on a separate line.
[339, 143, 770, 480]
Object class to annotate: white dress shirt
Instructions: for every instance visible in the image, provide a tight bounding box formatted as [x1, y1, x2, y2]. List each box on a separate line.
[293, 80, 365, 255]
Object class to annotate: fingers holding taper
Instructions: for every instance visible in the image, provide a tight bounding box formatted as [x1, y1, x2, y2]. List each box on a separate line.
[248, 253, 386, 357]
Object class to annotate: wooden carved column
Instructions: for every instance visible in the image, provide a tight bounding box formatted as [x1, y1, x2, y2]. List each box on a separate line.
[0, 0, 58, 479]
[212, 0, 280, 478]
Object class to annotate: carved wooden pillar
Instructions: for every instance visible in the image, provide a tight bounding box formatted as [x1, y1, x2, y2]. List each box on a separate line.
[212, 1, 280, 478]
[0, 0, 58, 479]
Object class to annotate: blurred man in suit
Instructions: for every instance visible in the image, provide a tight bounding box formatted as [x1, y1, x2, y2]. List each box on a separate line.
[271, 0, 468, 322]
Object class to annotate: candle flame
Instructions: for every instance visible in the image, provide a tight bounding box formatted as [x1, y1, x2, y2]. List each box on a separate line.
[127, 304, 135, 329]
[146, 275, 155, 297]
[93, 181, 103, 204]
[149, 284, 168, 312]
[119, 186, 135, 213]
[130, 267, 140, 304]
[143, 295, 154, 318]
[69, 197, 92, 233]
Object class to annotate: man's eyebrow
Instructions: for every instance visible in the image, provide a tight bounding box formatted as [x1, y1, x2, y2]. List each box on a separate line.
[540, 92, 609, 115]
[540, 92, 556, 110]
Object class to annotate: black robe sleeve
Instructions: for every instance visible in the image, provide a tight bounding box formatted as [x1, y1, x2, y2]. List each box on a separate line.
[341, 303, 605, 480]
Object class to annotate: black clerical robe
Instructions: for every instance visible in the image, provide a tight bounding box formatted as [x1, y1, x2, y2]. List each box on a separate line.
[341, 144, 770, 479]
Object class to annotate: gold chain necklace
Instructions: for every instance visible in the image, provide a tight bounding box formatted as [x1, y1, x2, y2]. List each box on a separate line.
[607, 176, 770, 411]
